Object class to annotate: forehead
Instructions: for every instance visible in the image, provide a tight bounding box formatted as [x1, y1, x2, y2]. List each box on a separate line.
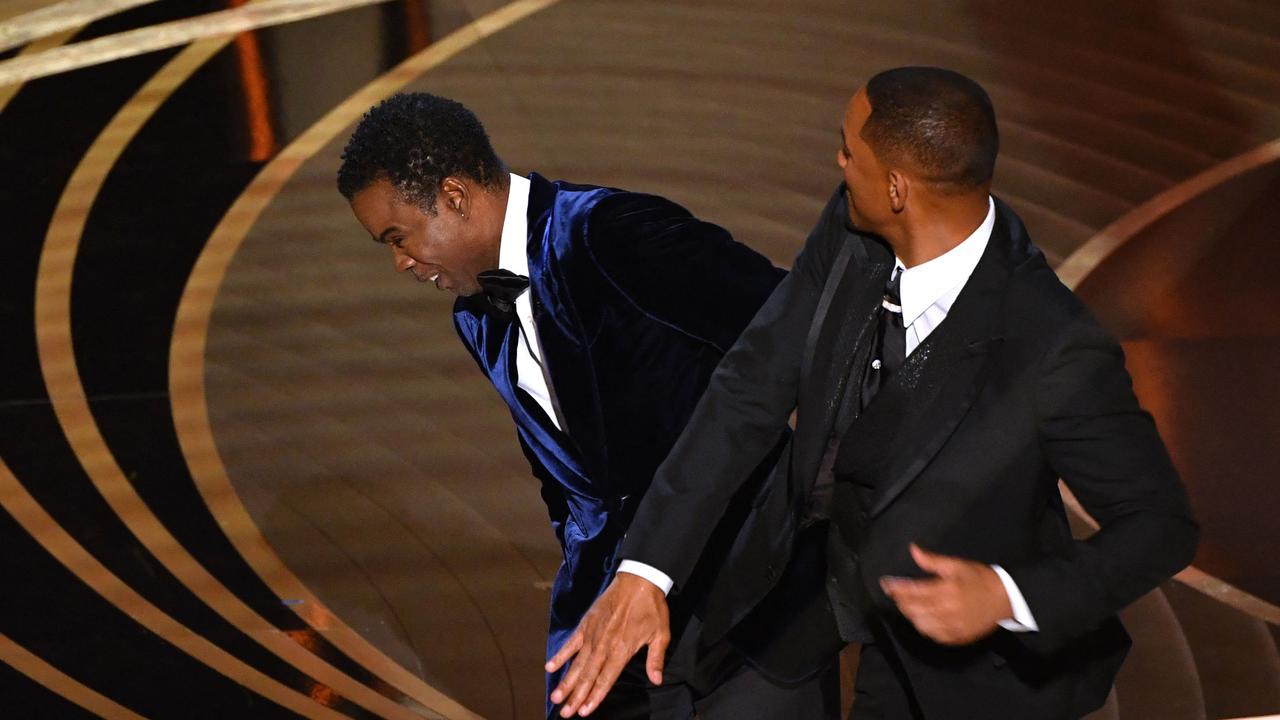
[351, 178, 422, 225]
[351, 177, 399, 214]
[842, 88, 871, 139]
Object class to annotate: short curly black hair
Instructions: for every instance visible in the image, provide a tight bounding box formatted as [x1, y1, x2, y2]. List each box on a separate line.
[337, 92, 506, 211]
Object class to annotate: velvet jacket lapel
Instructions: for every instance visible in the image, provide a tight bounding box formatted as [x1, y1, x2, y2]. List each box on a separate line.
[523, 173, 613, 496]
[836, 208, 1014, 519]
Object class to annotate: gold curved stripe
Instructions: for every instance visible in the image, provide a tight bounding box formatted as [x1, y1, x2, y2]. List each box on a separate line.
[0, 0, 159, 54]
[0, 630, 148, 719]
[0, 456, 343, 719]
[1, 27, 154, 719]
[0, 28, 76, 112]
[33, 31, 450, 720]
[1054, 138, 1280, 627]
[1055, 139, 1280, 289]
[0, 0, 392, 87]
[169, 1, 561, 716]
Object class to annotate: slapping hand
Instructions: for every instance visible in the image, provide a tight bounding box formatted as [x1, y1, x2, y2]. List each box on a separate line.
[545, 573, 671, 717]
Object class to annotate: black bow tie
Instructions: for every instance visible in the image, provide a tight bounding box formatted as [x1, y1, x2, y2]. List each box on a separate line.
[477, 268, 530, 318]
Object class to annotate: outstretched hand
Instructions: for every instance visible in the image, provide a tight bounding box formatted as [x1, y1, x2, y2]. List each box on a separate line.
[545, 573, 671, 717]
[880, 543, 1012, 646]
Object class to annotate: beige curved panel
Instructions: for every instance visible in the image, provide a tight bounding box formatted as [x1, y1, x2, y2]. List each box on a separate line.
[32, 29, 458, 720]
[1057, 138, 1280, 289]
[0, 457, 344, 719]
[1055, 138, 1280, 627]
[0, 630, 148, 719]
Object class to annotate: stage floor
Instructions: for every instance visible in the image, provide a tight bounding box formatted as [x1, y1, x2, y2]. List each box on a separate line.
[1, 1, 1278, 718]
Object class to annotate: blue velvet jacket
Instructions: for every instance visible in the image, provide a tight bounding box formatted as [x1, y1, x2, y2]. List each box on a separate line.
[452, 173, 784, 700]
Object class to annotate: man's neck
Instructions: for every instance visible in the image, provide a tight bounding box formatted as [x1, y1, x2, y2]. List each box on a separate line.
[477, 179, 513, 270]
[888, 192, 990, 268]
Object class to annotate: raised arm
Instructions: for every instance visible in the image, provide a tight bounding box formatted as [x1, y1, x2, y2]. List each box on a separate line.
[546, 186, 853, 716]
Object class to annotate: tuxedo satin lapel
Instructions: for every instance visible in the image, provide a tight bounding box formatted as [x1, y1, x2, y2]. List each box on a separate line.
[845, 211, 1016, 519]
[524, 173, 613, 494]
[793, 236, 892, 488]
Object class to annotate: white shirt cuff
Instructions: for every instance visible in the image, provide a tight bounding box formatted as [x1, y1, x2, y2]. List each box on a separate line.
[616, 560, 674, 596]
[992, 564, 1038, 632]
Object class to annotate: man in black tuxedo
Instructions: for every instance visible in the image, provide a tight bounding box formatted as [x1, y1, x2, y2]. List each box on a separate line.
[546, 67, 1199, 719]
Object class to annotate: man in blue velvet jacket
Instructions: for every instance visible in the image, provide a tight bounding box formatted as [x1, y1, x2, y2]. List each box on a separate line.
[338, 94, 837, 718]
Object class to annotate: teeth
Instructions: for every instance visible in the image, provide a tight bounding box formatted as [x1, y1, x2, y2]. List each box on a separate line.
[430, 273, 440, 282]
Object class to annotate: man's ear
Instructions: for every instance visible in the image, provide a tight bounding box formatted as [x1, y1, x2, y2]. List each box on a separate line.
[888, 169, 908, 213]
[441, 176, 469, 217]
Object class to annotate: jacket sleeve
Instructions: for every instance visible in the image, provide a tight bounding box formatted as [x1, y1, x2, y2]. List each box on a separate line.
[1008, 312, 1199, 646]
[617, 186, 850, 588]
[580, 191, 785, 351]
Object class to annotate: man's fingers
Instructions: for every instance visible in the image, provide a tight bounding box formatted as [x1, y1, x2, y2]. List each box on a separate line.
[551, 641, 596, 709]
[578, 647, 636, 716]
[881, 576, 944, 604]
[645, 633, 669, 686]
[546, 630, 584, 673]
[909, 543, 957, 577]
[560, 646, 607, 718]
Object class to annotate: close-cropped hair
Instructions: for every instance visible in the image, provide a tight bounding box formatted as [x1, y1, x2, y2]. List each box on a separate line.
[337, 92, 506, 211]
[862, 66, 999, 192]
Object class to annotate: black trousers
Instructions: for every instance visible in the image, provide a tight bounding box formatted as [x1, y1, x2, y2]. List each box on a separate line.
[849, 641, 924, 720]
[552, 615, 840, 720]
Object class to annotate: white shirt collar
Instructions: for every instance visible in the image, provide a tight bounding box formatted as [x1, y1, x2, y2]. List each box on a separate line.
[896, 196, 995, 327]
[497, 172, 531, 276]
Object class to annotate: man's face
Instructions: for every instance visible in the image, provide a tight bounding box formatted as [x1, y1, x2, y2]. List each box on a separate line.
[836, 88, 893, 234]
[349, 178, 489, 297]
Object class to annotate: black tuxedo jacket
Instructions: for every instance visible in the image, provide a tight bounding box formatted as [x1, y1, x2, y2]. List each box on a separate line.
[621, 186, 1198, 719]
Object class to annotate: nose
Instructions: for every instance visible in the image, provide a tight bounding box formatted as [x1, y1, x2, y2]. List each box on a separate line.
[393, 247, 415, 273]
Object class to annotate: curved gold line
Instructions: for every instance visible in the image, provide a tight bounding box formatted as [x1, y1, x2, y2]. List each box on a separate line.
[0, 630, 148, 719]
[0, 456, 344, 718]
[0, 28, 76, 112]
[0, 0, 392, 87]
[1055, 139, 1280, 289]
[0, 1, 64, 25]
[1054, 138, 1280, 627]
[170, 3, 561, 716]
[33, 31, 451, 720]
[0, 0, 159, 54]
[2, 29, 159, 720]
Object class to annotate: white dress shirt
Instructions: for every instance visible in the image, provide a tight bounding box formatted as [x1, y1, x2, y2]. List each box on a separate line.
[497, 173, 561, 431]
[620, 197, 1039, 633]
